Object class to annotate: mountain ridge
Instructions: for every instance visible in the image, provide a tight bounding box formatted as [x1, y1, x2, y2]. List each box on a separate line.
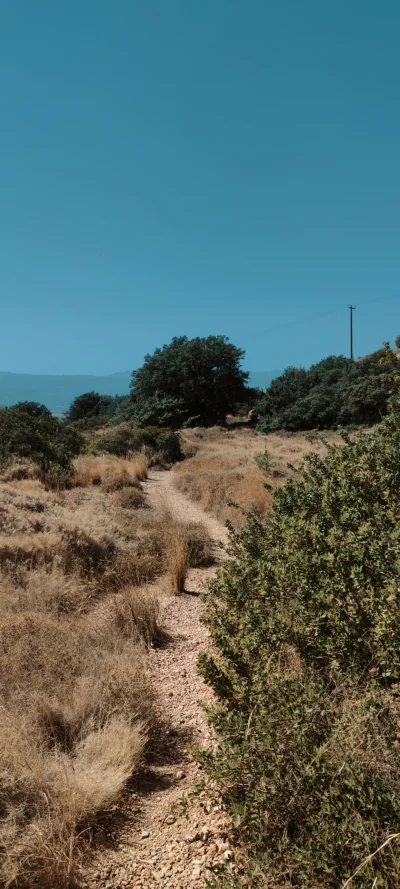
[0, 369, 282, 413]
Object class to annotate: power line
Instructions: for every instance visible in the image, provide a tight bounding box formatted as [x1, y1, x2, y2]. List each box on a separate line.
[246, 292, 399, 341]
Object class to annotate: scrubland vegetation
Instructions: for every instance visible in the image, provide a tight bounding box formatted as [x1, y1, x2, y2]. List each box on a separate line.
[199, 358, 400, 887]
[254, 347, 399, 431]
[0, 450, 213, 886]
[2, 335, 400, 887]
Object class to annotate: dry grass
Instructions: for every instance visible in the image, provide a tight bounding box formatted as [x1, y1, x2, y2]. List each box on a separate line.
[175, 426, 344, 525]
[161, 515, 190, 594]
[0, 458, 214, 884]
[72, 454, 148, 488]
[0, 595, 153, 887]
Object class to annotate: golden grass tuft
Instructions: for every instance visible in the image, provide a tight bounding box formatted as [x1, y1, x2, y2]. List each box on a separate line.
[0, 591, 155, 887]
[72, 454, 148, 489]
[0, 711, 146, 888]
[0, 468, 164, 886]
[162, 518, 190, 593]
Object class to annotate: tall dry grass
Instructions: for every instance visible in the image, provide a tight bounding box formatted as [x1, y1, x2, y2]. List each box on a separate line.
[175, 426, 342, 525]
[0, 591, 155, 887]
[161, 514, 190, 594]
[0, 461, 215, 884]
[72, 454, 148, 488]
[0, 465, 163, 887]
[139, 507, 215, 594]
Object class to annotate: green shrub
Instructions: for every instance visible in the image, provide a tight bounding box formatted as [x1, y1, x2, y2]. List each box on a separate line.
[253, 449, 271, 473]
[0, 404, 83, 479]
[87, 424, 182, 464]
[199, 413, 400, 887]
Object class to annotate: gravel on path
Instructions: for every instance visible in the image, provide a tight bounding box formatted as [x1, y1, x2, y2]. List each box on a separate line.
[80, 470, 234, 889]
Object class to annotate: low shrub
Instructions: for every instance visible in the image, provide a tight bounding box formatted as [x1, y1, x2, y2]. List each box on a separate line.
[253, 448, 271, 473]
[87, 424, 182, 465]
[114, 486, 146, 509]
[199, 413, 400, 887]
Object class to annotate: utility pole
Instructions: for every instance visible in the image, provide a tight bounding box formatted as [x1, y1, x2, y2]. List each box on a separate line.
[349, 304, 356, 359]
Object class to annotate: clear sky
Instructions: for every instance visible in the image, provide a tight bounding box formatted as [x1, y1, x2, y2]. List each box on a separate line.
[1, 0, 399, 375]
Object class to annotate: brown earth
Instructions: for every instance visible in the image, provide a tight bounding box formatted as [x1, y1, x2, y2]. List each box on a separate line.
[80, 470, 233, 889]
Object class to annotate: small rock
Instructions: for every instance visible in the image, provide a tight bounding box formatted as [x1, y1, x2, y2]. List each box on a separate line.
[175, 769, 185, 780]
[165, 814, 175, 825]
[141, 829, 150, 839]
[192, 866, 202, 879]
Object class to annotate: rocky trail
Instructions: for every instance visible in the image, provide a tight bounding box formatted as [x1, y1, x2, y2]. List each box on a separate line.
[82, 470, 233, 889]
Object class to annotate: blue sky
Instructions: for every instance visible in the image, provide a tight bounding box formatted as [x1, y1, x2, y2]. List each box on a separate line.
[1, 0, 399, 375]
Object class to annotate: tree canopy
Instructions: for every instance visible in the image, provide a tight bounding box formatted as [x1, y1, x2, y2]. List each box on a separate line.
[130, 335, 249, 427]
[0, 403, 83, 475]
[66, 391, 112, 423]
[256, 350, 395, 431]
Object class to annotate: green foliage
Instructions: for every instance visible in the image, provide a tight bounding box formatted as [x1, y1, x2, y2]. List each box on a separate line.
[132, 393, 187, 429]
[199, 413, 400, 887]
[257, 351, 395, 431]
[65, 391, 112, 423]
[0, 404, 83, 478]
[395, 334, 400, 349]
[87, 424, 182, 464]
[253, 449, 271, 473]
[131, 335, 249, 427]
[101, 394, 137, 425]
[11, 401, 52, 417]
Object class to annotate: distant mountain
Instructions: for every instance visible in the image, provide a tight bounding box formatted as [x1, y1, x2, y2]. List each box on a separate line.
[0, 368, 283, 414]
[0, 371, 132, 414]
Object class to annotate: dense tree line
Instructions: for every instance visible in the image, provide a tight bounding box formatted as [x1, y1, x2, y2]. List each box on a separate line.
[255, 348, 395, 431]
[66, 340, 399, 434]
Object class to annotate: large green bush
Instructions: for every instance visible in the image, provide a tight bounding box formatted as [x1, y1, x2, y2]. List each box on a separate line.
[65, 391, 112, 423]
[199, 412, 400, 887]
[0, 403, 83, 479]
[257, 351, 395, 431]
[131, 335, 249, 427]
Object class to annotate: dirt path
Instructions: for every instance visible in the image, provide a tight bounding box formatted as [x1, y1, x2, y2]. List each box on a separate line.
[82, 471, 232, 889]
